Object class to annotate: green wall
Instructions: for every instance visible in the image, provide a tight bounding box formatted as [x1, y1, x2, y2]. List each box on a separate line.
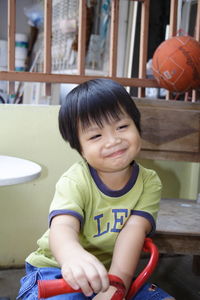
[0, 104, 199, 268]
[0, 105, 81, 267]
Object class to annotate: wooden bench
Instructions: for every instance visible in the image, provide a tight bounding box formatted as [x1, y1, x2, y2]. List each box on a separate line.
[135, 99, 200, 275]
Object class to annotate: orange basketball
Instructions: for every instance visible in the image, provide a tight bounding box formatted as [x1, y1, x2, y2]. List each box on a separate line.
[152, 35, 200, 92]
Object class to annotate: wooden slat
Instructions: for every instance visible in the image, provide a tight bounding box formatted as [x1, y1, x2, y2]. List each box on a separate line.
[109, 0, 119, 77]
[165, 0, 178, 100]
[192, 0, 200, 102]
[44, 0, 52, 96]
[157, 198, 200, 236]
[78, 0, 86, 75]
[138, 149, 200, 162]
[8, 0, 15, 71]
[140, 111, 199, 153]
[154, 234, 200, 255]
[7, 0, 16, 94]
[0, 71, 159, 87]
[138, 0, 150, 98]
[195, 0, 200, 41]
[168, 0, 178, 37]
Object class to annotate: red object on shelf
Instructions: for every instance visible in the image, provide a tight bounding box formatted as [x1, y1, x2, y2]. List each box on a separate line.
[38, 238, 159, 300]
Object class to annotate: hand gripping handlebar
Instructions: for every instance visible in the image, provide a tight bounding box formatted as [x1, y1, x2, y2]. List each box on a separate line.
[38, 238, 159, 300]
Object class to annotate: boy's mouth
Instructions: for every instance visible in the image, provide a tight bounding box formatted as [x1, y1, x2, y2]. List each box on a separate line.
[104, 147, 127, 158]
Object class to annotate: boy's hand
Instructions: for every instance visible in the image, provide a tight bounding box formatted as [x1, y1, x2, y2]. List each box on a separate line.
[50, 215, 109, 296]
[61, 247, 109, 297]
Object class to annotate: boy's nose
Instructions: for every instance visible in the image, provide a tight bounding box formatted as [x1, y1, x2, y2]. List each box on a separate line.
[105, 135, 121, 148]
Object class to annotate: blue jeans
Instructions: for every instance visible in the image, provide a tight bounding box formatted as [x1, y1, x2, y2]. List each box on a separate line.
[17, 263, 174, 300]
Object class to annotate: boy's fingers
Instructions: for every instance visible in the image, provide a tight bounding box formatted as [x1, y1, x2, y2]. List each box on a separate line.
[96, 264, 109, 292]
[84, 265, 103, 293]
[87, 260, 109, 293]
[61, 256, 109, 295]
[62, 268, 80, 291]
[77, 277, 93, 297]
[72, 267, 93, 296]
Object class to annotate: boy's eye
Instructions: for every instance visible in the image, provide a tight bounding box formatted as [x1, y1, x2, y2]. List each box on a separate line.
[89, 134, 101, 140]
[118, 124, 128, 130]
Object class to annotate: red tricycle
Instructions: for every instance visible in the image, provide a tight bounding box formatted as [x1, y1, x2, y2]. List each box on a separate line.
[38, 238, 159, 300]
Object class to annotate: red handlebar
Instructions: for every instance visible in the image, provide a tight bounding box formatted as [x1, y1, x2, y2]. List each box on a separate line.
[126, 238, 159, 299]
[38, 238, 159, 300]
[38, 274, 125, 300]
[38, 278, 81, 298]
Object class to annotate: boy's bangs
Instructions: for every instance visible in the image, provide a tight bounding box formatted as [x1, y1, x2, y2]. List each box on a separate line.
[79, 97, 124, 130]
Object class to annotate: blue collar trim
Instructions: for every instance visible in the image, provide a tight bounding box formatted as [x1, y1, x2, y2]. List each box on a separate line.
[88, 162, 139, 197]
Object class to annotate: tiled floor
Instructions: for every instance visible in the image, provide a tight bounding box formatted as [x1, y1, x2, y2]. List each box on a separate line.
[0, 255, 199, 300]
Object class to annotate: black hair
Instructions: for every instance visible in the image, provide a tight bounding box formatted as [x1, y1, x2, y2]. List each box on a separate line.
[59, 78, 141, 154]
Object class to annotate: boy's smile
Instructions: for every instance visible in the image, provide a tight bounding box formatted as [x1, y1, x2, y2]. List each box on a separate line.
[103, 147, 127, 158]
[78, 112, 141, 188]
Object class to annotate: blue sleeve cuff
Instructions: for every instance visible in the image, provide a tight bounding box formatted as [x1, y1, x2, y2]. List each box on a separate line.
[48, 209, 84, 228]
[130, 210, 156, 237]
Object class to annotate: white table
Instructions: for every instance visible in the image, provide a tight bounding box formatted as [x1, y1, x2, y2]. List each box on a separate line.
[0, 155, 41, 186]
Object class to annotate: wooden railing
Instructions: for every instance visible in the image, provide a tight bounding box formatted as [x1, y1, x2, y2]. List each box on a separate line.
[0, 0, 199, 100]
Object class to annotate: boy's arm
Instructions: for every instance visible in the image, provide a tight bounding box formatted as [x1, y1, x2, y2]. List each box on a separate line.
[49, 214, 109, 297]
[94, 215, 151, 299]
[109, 215, 151, 290]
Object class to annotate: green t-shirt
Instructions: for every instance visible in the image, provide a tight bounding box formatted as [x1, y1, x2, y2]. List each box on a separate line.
[26, 160, 162, 269]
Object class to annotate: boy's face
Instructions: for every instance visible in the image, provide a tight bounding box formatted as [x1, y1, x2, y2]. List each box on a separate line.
[78, 111, 141, 175]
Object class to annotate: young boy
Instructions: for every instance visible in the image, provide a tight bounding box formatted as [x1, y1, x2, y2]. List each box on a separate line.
[18, 79, 175, 300]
